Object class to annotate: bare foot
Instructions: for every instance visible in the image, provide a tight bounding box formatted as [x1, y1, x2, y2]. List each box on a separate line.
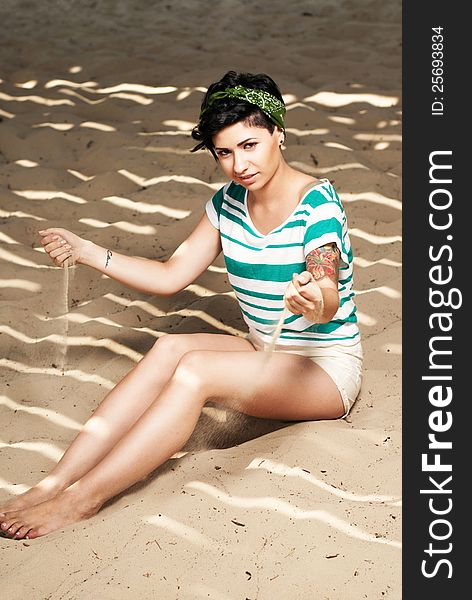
[0, 478, 65, 516]
[0, 489, 100, 539]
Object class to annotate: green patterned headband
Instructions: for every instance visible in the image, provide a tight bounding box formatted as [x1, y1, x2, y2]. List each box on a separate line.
[200, 85, 286, 130]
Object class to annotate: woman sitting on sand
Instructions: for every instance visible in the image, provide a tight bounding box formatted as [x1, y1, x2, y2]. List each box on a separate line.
[0, 71, 362, 539]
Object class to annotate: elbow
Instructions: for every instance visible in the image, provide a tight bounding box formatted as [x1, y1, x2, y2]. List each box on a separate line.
[318, 310, 338, 324]
[158, 286, 181, 297]
[149, 282, 181, 297]
[149, 260, 185, 296]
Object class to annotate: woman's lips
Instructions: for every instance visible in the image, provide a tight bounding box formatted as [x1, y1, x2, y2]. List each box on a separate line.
[238, 173, 258, 184]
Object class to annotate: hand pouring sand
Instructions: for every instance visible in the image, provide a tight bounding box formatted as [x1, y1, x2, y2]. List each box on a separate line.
[265, 279, 323, 353]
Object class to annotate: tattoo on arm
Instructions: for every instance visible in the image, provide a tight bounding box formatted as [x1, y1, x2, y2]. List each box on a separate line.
[105, 249, 113, 268]
[306, 243, 340, 282]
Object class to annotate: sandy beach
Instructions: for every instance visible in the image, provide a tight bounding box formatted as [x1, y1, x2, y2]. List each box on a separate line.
[0, 0, 401, 598]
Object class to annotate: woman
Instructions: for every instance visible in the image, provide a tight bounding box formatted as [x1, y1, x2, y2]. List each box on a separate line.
[0, 71, 362, 539]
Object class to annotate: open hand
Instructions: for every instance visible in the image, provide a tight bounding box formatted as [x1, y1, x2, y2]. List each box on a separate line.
[38, 228, 85, 268]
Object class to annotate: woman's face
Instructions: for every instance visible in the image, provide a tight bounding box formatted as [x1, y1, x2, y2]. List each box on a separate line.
[212, 120, 284, 191]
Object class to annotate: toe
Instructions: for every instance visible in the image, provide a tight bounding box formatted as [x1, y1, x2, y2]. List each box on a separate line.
[6, 522, 22, 537]
[26, 528, 40, 539]
[14, 525, 32, 540]
[1, 518, 14, 531]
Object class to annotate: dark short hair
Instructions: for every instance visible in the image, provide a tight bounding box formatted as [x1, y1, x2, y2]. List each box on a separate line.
[191, 71, 284, 160]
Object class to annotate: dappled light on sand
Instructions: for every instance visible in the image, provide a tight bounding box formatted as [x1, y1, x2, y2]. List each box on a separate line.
[0, 324, 143, 362]
[15, 80, 38, 89]
[13, 190, 87, 204]
[349, 228, 401, 245]
[186, 480, 401, 548]
[304, 91, 399, 108]
[0, 231, 20, 245]
[0, 208, 46, 221]
[145, 513, 212, 548]
[80, 121, 117, 132]
[285, 126, 330, 137]
[340, 191, 402, 210]
[245, 459, 399, 503]
[89, 83, 177, 96]
[0, 107, 14, 119]
[0, 439, 63, 462]
[67, 168, 94, 181]
[0, 0, 401, 595]
[0, 247, 43, 268]
[175, 86, 207, 101]
[0, 478, 29, 495]
[0, 90, 75, 107]
[117, 168, 222, 191]
[103, 293, 245, 337]
[101, 195, 191, 218]
[32, 122, 75, 131]
[354, 256, 402, 268]
[355, 285, 400, 299]
[0, 358, 115, 389]
[163, 119, 196, 131]
[14, 159, 39, 167]
[356, 311, 377, 327]
[1, 395, 81, 431]
[323, 141, 354, 151]
[79, 217, 160, 235]
[291, 160, 369, 174]
[0, 278, 41, 292]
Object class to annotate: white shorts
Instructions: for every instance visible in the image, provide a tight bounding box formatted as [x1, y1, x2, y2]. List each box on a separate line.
[246, 332, 363, 418]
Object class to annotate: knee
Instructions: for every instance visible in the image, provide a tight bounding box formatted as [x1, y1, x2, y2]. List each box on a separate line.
[148, 334, 190, 362]
[172, 350, 208, 394]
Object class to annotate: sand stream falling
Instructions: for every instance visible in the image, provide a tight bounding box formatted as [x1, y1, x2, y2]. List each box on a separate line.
[265, 307, 288, 353]
[265, 280, 320, 353]
[57, 261, 75, 374]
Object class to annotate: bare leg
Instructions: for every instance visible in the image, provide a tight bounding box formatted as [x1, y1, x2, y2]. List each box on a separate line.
[0, 347, 342, 539]
[0, 333, 252, 515]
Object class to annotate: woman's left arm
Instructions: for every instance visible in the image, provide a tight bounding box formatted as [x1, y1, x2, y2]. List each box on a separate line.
[284, 243, 340, 323]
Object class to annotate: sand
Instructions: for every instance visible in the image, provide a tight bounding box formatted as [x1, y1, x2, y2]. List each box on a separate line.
[0, 0, 401, 598]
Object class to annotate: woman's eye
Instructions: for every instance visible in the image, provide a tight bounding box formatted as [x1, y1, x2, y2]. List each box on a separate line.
[244, 142, 257, 149]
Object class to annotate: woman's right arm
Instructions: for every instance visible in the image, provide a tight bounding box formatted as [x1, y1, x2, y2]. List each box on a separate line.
[39, 212, 222, 296]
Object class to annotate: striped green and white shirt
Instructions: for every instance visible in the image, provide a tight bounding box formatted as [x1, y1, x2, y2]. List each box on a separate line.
[205, 178, 360, 348]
